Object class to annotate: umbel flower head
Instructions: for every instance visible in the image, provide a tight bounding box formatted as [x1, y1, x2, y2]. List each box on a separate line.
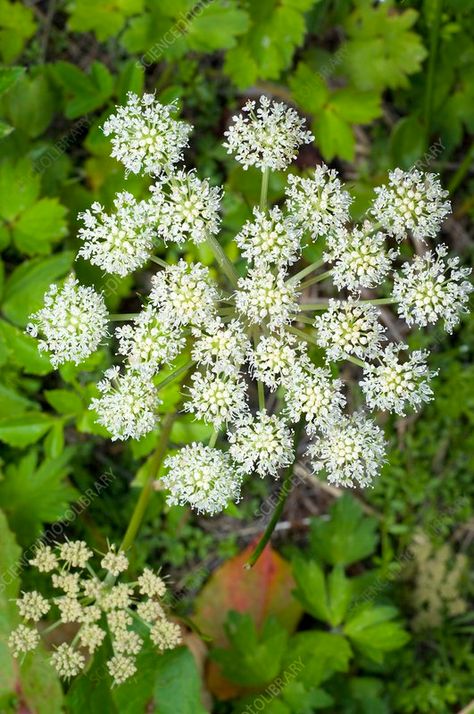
[149, 169, 222, 245]
[27, 93, 471, 497]
[78, 192, 154, 276]
[286, 165, 352, 240]
[162, 443, 241, 515]
[372, 168, 450, 242]
[103, 92, 192, 176]
[26, 275, 108, 368]
[393, 243, 473, 333]
[223, 95, 314, 171]
[8, 541, 181, 687]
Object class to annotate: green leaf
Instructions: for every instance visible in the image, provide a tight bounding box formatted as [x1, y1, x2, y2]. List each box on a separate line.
[52, 61, 114, 119]
[44, 389, 83, 415]
[223, 46, 258, 89]
[327, 565, 352, 627]
[0, 413, 53, 448]
[309, 494, 379, 566]
[289, 62, 329, 114]
[313, 108, 355, 162]
[0, 449, 76, 544]
[67, 0, 143, 41]
[1, 251, 74, 326]
[0, 66, 24, 94]
[66, 639, 117, 714]
[4, 73, 55, 138]
[186, 1, 250, 52]
[292, 556, 331, 624]
[343, 605, 410, 662]
[13, 198, 68, 255]
[330, 88, 381, 124]
[282, 631, 352, 688]
[0, 0, 36, 62]
[116, 59, 145, 103]
[0, 320, 53, 375]
[152, 647, 207, 714]
[212, 612, 288, 687]
[390, 115, 426, 169]
[343, 4, 427, 91]
[0, 383, 37, 418]
[0, 158, 40, 222]
[0, 509, 21, 703]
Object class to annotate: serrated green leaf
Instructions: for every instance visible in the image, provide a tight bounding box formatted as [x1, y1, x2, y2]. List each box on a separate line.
[309, 495, 379, 566]
[292, 556, 331, 623]
[13, 198, 68, 255]
[0, 383, 37, 418]
[0, 0, 36, 62]
[186, 1, 249, 52]
[52, 61, 114, 119]
[0, 413, 53, 448]
[67, 0, 143, 41]
[313, 107, 355, 161]
[344, 605, 410, 662]
[0, 320, 53, 375]
[0, 158, 40, 222]
[327, 565, 352, 627]
[0, 448, 76, 544]
[44, 389, 83, 415]
[4, 73, 55, 138]
[0, 65, 24, 94]
[330, 88, 381, 124]
[282, 631, 352, 688]
[343, 5, 427, 91]
[289, 62, 329, 114]
[116, 59, 145, 103]
[1, 251, 74, 326]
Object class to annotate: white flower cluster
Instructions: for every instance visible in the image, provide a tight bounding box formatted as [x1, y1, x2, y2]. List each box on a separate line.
[26, 276, 108, 368]
[223, 95, 314, 171]
[8, 541, 181, 686]
[28, 93, 471, 501]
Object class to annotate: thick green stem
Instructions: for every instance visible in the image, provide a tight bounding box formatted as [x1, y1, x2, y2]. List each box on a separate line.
[360, 298, 397, 306]
[120, 412, 176, 553]
[300, 269, 333, 290]
[208, 429, 218, 448]
[109, 313, 138, 321]
[245, 420, 304, 569]
[288, 259, 326, 286]
[257, 380, 266, 411]
[448, 142, 474, 195]
[150, 255, 169, 269]
[300, 303, 330, 311]
[346, 355, 366, 368]
[156, 360, 194, 392]
[260, 167, 270, 210]
[288, 325, 319, 346]
[206, 234, 239, 287]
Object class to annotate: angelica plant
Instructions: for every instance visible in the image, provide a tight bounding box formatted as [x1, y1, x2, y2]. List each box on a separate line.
[20, 92, 472, 655]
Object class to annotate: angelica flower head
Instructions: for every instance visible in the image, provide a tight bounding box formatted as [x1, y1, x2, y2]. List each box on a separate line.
[229, 411, 293, 478]
[315, 299, 385, 362]
[325, 222, 396, 293]
[162, 443, 241, 514]
[224, 95, 314, 171]
[286, 165, 352, 239]
[372, 168, 450, 242]
[235, 206, 302, 268]
[149, 169, 222, 245]
[235, 268, 299, 330]
[308, 412, 386, 488]
[186, 371, 248, 428]
[78, 192, 154, 276]
[26, 275, 108, 368]
[91, 366, 161, 441]
[103, 92, 192, 176]
[361, 343, 436, 415]
[29, 544, 58, 572]
[284, 362, 346, 433]
[191, 319, 250, 376]
[393, 244, 473, 333]
[249, 332, 302, 391]
[115, 306, 185, 375]
[149, 260, 219, 328]
[10, 541, 180, 686]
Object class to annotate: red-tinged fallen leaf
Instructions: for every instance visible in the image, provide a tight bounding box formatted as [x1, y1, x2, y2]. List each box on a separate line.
[193, 540, 302, 646]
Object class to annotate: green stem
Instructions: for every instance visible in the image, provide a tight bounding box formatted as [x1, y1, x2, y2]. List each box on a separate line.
[448, 142, 474, 195]
[300, 303, 330, 311]
[120, 412, 176, 553]
[346, 355, 366, 368]
[156, 360, 194, 392]
[295, 314, 316, 326]
[300, 269, 333, 290]
[150, 255, 169, 269]
[109, 313, 138, 321]
[208, 429, 218, 448]
[260, 167, 270, 210]
[257, 380, 266, 411]
[288, 259, 326, 286]
[288, 325, 319, 346]
[206, 234, 239, 288]
[245, 420, 304, 569]
[360, 298, 397, 306]
[423, 0, 443, 146]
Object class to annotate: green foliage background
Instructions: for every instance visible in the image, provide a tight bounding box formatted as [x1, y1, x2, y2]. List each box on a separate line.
[0, 0, 472, 712]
